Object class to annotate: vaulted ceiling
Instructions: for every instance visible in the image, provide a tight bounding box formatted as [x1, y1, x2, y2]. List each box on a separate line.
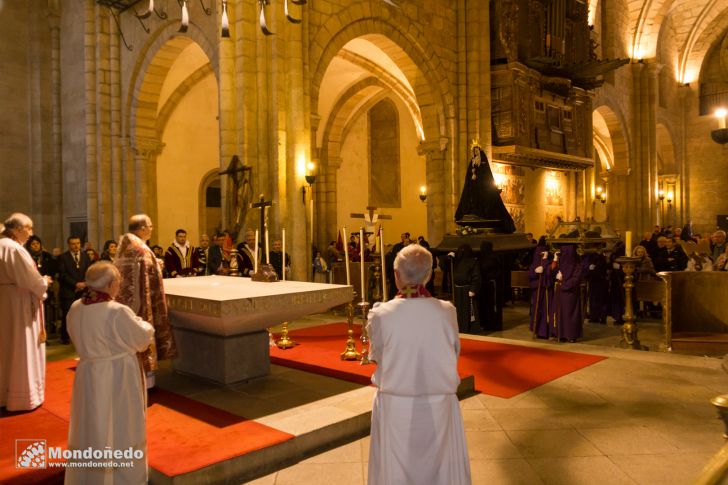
[609, 0, 728, 82]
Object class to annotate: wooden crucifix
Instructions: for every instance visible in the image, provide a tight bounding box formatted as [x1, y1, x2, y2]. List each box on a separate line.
[251, 194, 273, 254]
[350, 206, 392, 248]
[219, 155, 252, 236]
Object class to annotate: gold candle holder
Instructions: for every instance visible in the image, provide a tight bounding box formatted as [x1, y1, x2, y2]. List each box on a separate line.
[275, 321, 296, 349]
[615, 256, 648, 350]
[340, 299, 361, 360]
[358, 301, 372, 365]
[228, 248, 240, 277]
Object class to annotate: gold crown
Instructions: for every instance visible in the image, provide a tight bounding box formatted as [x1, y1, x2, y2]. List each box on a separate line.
[470, 138, 481, 149]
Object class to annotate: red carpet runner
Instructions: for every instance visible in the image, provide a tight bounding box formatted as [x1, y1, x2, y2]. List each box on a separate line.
[270, 323, 607, 398]
[0, 359, 293, 484]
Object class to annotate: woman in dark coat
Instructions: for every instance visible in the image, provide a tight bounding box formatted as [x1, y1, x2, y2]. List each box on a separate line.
[477, 241, 504, 331]
[552, 244, 583, 341]
[25, 235, 57, 333]
[453, 244, 481, 333]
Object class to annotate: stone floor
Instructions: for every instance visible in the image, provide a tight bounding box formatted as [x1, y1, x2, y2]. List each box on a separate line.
[44, 301, 728, 485]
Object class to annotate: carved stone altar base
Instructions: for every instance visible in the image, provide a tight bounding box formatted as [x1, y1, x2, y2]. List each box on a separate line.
[164, 276, 352, 384]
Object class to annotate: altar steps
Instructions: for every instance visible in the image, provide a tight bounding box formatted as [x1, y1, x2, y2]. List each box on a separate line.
[149, 376, 475, 484]
[671, 332, 728, 356]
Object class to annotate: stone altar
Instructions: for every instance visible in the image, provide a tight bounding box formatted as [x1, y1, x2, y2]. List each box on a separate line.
[164, 276, 353, 384]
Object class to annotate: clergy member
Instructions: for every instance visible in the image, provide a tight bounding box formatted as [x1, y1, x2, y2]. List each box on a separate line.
[65, 262, 154, 484]
[0, 213, 51, 411]
[552, 244, 583, 342]
[164, 228, 195, 277]
[366, 244, 471, 485]
[235, 229, 258, 277]
[115, 214, 177, 388]
[192, 234, 211, 276]
[269, 238, 290, 280]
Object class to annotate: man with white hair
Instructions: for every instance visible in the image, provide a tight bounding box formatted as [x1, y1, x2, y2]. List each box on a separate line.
[366, 244, 471, 484]
[0, 213, 52, 411]
[65, 261, 154, 484]
[115, 214, 177, 388]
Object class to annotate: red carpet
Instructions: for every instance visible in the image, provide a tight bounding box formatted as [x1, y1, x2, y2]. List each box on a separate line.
[1, 359, 294, 483]
[270, 323, 607, 398]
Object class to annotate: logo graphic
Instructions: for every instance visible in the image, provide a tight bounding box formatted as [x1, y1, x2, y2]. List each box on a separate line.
[16, 440, 47, 469]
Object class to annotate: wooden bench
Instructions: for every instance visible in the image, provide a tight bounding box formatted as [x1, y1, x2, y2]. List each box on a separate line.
[511, 270, 530, 300]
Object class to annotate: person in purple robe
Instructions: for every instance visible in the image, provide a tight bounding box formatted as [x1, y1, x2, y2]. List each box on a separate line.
[582, 250, 609, 323]
[608, 241, 626, 324]
[528, 240, 553, 339]
[552, 244, 583, 342]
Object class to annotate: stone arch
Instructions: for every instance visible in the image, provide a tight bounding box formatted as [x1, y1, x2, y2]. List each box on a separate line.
[309, 7, 454, 145]
[156, 63, 215, 137]
[685, 7, 728, 84]
[592, 102, 630, 173]
[629, 0, 671, 59]
[199, 168, 222, 237]
[126, 21, 218, 142]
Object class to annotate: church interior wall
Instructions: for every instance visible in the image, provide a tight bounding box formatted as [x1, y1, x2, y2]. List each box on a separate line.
[0, 2, 34, 219]
[156, 73, 220, 248]
[679, 38, 728, 234]
[337, 94, 427, 245]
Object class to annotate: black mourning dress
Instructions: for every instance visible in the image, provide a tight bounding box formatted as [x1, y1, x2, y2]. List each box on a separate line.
[455, 148, 516, 233]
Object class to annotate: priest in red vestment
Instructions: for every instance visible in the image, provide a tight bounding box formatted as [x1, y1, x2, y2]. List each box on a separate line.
[115, 214, 177, 387]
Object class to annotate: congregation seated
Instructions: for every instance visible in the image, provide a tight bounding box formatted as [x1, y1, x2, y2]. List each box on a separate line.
[632, 245, 656, 280]
[654, 236, 688, 272]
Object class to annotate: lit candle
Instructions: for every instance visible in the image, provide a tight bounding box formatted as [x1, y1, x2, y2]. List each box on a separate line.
[625, 230, 632, 257]
[282, 228, 286, 281]
[342, 227, 351, 285]
[265, 229, 270, 264]
[380, 227, 387, 302]
[360, 227, 366, 302]
[254, 230, 259, 274]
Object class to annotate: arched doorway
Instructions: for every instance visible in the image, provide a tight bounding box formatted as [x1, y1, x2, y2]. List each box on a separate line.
[130, 37, 220, 247]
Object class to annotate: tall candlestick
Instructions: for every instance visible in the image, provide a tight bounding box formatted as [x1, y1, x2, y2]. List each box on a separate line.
[342, 227, 351, 285]
[254, 230, 259, 274]
[282, 228, 286, 281]
[380, 228, 387, 302]
[360, 227, 366, 302]
[625, 230, 632, 257]
[265, 229, 270, 264]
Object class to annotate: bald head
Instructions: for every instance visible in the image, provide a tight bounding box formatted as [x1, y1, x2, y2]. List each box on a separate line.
[85, 261, 120, 291]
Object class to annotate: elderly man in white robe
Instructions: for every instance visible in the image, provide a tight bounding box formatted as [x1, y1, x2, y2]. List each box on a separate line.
[0, 213, 51, 412]
[65, 261, 154, 485]
[366, 244, 471, 485]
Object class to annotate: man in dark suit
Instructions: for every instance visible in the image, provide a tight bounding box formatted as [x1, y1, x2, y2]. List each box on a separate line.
[57, 236, 92, 344]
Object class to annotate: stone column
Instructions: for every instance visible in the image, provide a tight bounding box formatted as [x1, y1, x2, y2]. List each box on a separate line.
[628, 61, 662, 235]
[132, 136, 164, 226]
[319, 156, 342, 251]
[604, 167, 630, 232]
[417, 138, 450, 244]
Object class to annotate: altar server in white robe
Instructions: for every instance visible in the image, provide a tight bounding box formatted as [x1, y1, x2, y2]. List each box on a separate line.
[65, 261, 154, 485]
[0, 213, 51, 411]
[366, 244, 471, 485]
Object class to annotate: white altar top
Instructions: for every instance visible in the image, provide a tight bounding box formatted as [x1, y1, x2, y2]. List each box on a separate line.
[164, 276, 353, 336]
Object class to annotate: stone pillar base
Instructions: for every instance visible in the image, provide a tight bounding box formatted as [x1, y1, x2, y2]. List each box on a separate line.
[172, 327, 270, 385]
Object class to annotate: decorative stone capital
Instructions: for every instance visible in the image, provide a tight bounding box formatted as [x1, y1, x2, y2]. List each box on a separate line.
[604, 167, 630, 178]
[132, 136, 165, 160]
[416, 137, 449, 156]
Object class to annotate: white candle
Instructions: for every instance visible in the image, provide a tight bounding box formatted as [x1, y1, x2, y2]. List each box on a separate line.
[625, 231, 632, 257]
[380, 227, 387, 302]
[360, 227, 366, 302]
[265, 229, 270, 264]
[254, 230, 259, 274]
[342, 227, 351, 285]
[282, 228, 286, 281]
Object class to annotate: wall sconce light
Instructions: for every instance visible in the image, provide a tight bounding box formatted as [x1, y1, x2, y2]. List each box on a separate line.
[419, 186, 427, 203]
[658, 189, 665, 201]
[599, 192, 607, 204]
[301, 162, 316, 204]
[666, 191, 673, 205]
[712, 108, 728, 145]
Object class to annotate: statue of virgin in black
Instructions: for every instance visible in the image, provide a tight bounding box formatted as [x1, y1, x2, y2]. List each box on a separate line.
[455, 145, 516, 233]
